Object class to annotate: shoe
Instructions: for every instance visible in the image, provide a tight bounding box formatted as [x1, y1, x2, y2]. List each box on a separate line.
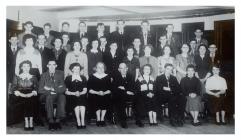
[136, 120, 144, 127]
[215, 121, 221, 125]
[196, 121, 202, 126]
[121, 122, 128, 128]
[101, 121, 106, 127]
[170, 120, 177, 127]
[221, 122, 227, 125]
[177, 120, 184, 127]
[96, 121, 100, 127]
[153, 123, 158, 126]
[81, 125, 86, 129]
[29, 126, 34, 131]
[149, 123, 153, 126]
[55, 122, 62, 130]
[24, 126, 29, 131]
[77, 125, 81, 129]
[48, 123, 55, 131]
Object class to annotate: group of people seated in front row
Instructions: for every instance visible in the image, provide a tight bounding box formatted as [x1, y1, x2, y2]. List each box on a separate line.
[7, 20, 228, 131]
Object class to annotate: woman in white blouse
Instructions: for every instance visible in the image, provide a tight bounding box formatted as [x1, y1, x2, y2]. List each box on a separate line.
[206, 64, 228, 125]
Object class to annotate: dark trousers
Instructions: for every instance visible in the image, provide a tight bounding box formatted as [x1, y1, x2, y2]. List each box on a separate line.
[40, 93, 66, 123]
[114, 92, 128, 123]
[114, 91, 142, 123]
[158, 94, 186, 121]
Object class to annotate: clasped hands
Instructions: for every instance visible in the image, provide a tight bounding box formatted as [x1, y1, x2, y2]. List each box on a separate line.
[189, 93, 197, 98]
[14, 90, 37, 98]
[44, 86, 56, 95]
[140, 84, 153, 91]
[147, 92, 154, 98]
[118, 86, 134, 95]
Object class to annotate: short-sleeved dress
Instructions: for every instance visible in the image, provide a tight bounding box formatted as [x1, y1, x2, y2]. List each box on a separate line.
[65, 75, 87, 110]
[87, 74, 112, 111]
[137, 76, 157, 112]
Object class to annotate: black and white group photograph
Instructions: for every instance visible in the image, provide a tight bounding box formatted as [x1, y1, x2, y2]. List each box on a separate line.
[4, 2, 236, 135]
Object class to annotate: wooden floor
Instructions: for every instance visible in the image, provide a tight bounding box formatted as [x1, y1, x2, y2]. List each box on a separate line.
[7, 118, 235, 134]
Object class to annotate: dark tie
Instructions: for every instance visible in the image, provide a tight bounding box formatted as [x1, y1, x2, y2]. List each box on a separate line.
[40, 47, 43, 53]
[50, 73, 54, 81]
[12, 48, 16, 55]
[166, 76, 170, 88]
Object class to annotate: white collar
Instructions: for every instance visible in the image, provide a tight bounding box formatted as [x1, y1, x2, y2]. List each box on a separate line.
[94, 73, 107, 79]
[11, 45, 17, 50]
[90, 49, 98, 53]
[72, 75, 82, 82]
[19, 73, 32, 80]
[38, 45, 44, 49]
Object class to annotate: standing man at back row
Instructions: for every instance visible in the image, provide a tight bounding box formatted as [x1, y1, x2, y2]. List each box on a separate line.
[137, 20, 154, 47]
[74, 21, 89, 41]
[165, 24, 181, 57]
[110, 20, 130, 52]
[194, 29, 208, 47]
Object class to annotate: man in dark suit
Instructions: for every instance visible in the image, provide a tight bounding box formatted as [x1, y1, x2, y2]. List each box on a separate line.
[60, 21, 75, 44]
[208, 44, 221, 67]
[43, 23, 54, 49]
[91, 23, 109, 42]
[110, 20, 130, 52]
[194, 29, 209, 47]
[50, 37, 67, 71]
[155, 63, 186, 127]
[7, 35, 20, 94]
[99, 36, 109, 54]
[165, 24, 181, 57]
[80, 36, 90, 53]
[74, 21, 89, 41]
[39, 60, 66, 131]
[112, 63, 144, 128]
[35, 34, 53, 73]
[136, 20, 154, 47]
[154, 34, 167, 57]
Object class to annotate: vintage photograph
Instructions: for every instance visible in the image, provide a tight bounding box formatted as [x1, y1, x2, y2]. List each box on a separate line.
[6, 6, 235, 134]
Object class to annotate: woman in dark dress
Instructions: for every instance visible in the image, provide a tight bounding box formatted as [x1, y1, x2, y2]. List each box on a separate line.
[88, 62, 112, 127]
[12, 60, 38, 131]
[87, 40, 102, 75]
[194, 44, 211, 96]
[65, 63, 87, 129]
[137, 64, 157, 126]
[180, 64, 202, 126]
[123, 47, 140, 81]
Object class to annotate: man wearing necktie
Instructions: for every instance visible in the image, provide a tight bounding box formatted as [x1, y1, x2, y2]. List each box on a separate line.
[194, 29, 208, 47]
[112, 63, 144, 128]
[36, 34, 52, 73]
[7, 35, 20, 95]
[39, 60, 66, 131]
[110, 20, 130, 52]
[165, 24, 181, 57]
[155, 63, 185, 127]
